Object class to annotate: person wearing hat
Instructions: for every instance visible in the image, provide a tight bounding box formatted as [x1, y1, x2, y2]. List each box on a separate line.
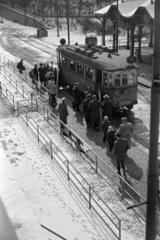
[102, 116, 111, 142]
[88, 95, 101, 131]
[58, 97, 69, 132]
[107, 126, 116, 153]
[38, 63, 46, 85]
[112, 132, 129, 178]
[83, 94, 92, 128]
[117, 117, 133, 148]
[47, 76, 57, 108]
[17, 59, 26, 74]
[72, 82, 81, 112]
[101, 94, 113, 119]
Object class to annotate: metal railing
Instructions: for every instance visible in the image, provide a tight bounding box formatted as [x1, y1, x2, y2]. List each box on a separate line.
[1, 53, 160, 236]
[0, 81, 15, 112]
[18, 103, 121, 240]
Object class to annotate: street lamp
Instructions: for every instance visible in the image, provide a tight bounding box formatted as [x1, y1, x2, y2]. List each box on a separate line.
[56, 1, 59, 37]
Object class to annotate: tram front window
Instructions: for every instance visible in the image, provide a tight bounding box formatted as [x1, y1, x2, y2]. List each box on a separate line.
[103, 72, 112, 87]
[122, 72, 128, 86]
[128, 71, 136, 85]
[114, 73, 121, 87]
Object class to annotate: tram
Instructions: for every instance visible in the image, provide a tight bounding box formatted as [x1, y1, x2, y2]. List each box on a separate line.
[56, 44, 138, 110]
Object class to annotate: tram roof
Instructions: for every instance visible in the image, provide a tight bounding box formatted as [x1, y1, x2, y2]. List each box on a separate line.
[57, 45, 135, 71]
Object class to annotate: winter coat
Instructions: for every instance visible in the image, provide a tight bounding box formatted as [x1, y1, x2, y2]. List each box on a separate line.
[107, 129, 116, 146]
[73, 86, 81, 105]
[118, 122, 133, 148]
[47, 80, 56, 94]
[101, 98, 113, 118]
[83, 98, 91, 122]
[58, 102, 68, 124]
[38, 67, 46, 82]
[89, 99, 101, 124]
[17, 61, 25, 71]
[102, 120, 111, 137]
[112, 138, 129, 162]
[33, 67, 38, 81]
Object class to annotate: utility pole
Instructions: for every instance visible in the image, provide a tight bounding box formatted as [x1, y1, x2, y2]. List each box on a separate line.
[146, 0, 160, 239]
[66, 0, 70, 45]
[24, 0, 27, 26]
[56, 1, 59, 37]
[115, 0, 119, 53]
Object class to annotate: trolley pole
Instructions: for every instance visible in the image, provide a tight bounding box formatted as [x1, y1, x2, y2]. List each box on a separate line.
[115, 0, 119, 53]
[146, 1, 160, 239]
[66, 0, 70, 45]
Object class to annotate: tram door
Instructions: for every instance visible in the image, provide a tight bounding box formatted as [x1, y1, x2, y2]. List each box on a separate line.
[96, 69, 102, 89]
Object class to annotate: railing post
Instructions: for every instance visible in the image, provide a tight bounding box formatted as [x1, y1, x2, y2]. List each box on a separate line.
[25, 72, 27, 82]
[16, 80, 18, 92]
[6, 88, 8, 99]
[9, 73, 11, 83]
[22, 85, 24, 98]
[5, 69, 6, 79]
[13, 96, 15, 113]
[47, 108, 49, 122]
[119, 220, 121, 240]
[95, 155, 98, 173]
[26, 111, 28, 127]
[43, 104, 45, 119]
[14, 64, 15, 73]
[89, 185, 91, 209]
[50, 140, 53, 159]
[121, 179, 124, 201]
[67, 160, 70, 180]
[8, 59, 9, 67]
[37, 125, 39, 142]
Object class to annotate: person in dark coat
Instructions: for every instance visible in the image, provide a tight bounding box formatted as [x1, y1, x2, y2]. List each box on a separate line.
[102, 116, 111, 142]
[72, 82, 81, 112]
[83, 94, 91, 128]
[112, 132, 129, 178]
[17, 59, 26, 74]
[33, 64, 39, 81]
[107, 126, 116, 153]
[88, 95, 101, 131]
[101, 94, 113, 119]
[58, 97, 69, 131]
[38, 63, 46, 85]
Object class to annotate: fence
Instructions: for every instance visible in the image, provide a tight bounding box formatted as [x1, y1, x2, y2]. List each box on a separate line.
[1, 53, 160, 236]
[19, 104, 121, 240]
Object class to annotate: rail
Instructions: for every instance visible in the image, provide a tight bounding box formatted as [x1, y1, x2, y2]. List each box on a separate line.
[18, 103, 121, 240]
[0, 81, 15, 112]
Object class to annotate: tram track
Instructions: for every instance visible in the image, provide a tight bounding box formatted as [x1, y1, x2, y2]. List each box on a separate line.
[0, 26, 151, 155]
[0, 24, 153, 197]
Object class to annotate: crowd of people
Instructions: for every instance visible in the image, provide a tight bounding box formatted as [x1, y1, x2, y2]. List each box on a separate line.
[16, 59, 133, 178]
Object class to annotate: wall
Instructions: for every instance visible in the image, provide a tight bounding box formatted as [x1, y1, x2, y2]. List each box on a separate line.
[0, 4, 41, 28]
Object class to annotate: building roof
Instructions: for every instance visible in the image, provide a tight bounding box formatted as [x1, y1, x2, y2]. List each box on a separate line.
[94, 0, 154, 20]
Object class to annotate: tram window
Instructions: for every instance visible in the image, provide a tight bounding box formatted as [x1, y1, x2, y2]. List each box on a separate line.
[108, 72, 112, 87]
[128, 72, 136, 85]
[85, 67, 94, 80]
[77, 63, 84, 76]
[122, 72, 128, 86]
[62, 57, 68, 68]
[103, 72, 108, 86]
[114, 73, 121, 87]
[69, 60, 76, 71]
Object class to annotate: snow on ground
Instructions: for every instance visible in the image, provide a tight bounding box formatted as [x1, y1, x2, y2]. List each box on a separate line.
[0, 18, 153, 240]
